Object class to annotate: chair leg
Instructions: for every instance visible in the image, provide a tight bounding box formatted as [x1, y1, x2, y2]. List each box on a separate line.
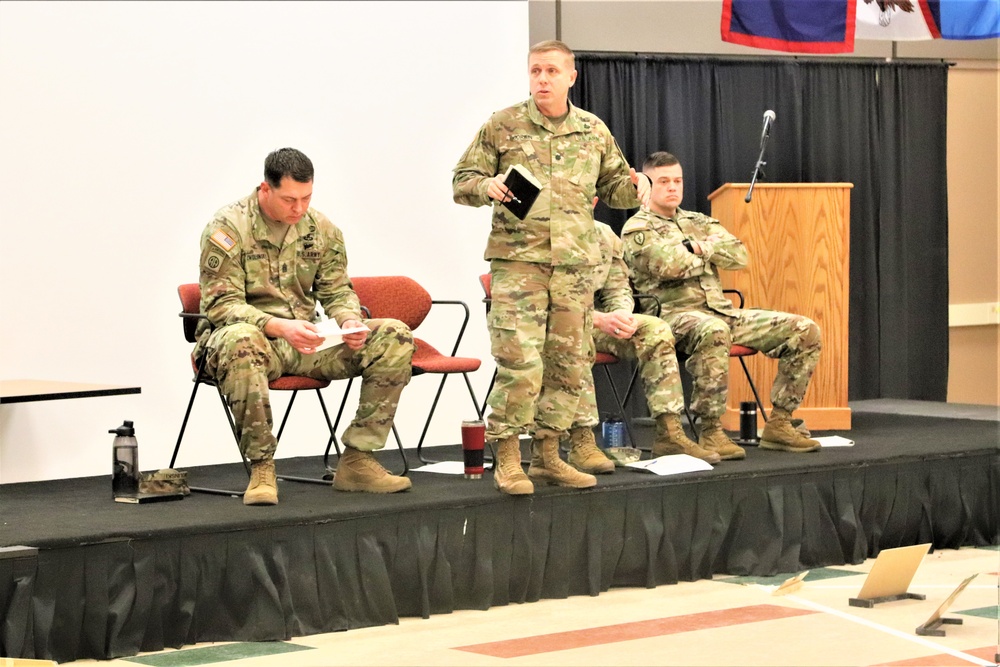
[739, 356, 769, 421]
[276, 389, 337, 486]
[170, 377, 204, 470]
[332, 376, 408, 476]
[478, 370, 497, 420]
[415, 372, 481, 465]
[602, 365, 636, 448]
[171, 367, 251, 497]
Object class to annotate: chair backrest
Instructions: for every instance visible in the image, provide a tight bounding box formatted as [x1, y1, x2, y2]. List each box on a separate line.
[479, 273, 492, 314]
[350, 276, 432, 331]
[178, 283, 202, 343]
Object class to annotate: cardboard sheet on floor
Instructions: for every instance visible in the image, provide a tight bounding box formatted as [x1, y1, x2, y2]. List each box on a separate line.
[848, 543, 931, 608]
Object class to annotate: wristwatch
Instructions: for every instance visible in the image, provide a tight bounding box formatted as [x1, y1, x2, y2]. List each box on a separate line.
[682, 239, 694, 253]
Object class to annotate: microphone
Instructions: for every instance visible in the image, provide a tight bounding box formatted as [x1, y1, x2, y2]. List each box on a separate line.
[760, 110, 776, 148]
[746, 110, 776, 203]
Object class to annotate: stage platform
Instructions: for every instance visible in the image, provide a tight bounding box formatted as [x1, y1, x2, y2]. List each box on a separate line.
[1, 410, 997, 662]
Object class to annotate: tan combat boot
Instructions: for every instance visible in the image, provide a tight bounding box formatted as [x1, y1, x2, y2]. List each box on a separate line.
[566, 427, 615, 474]
[243, 459, 278, 505]
[492, 435, 533, 495]
[698, 418, 747, 461]
[333, 447, 412, 493]
[760, 409, 821, 453]
[653, 414, 721, 464]
[528, 436, 597, 488]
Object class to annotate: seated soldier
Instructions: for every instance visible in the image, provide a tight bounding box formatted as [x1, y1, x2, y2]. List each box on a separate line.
[621, 152, 821, 459]
[565, 208, 722, 472]
[196, 148, 415, 505]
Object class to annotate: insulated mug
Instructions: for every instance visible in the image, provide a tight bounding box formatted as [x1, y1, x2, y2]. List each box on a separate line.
[739, 401, 758, 443]
[460, 420, 486, 479]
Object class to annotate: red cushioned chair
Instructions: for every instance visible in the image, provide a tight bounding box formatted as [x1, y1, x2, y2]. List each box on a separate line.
[170, 283, 339, 496]
[680, 289, 768, 436]
[331, 276, 482, 467]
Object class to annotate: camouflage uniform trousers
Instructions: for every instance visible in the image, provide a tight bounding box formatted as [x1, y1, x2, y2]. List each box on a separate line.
[200, 318, 414, 460]
[486, 259, 595, 441]
[666, 308, 821, 419]
[571, 314, 685, 427]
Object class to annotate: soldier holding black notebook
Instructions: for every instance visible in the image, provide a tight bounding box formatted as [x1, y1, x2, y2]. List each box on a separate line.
[452, 40, 651, 496]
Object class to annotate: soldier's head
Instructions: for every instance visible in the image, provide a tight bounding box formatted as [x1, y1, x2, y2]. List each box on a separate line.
[259, 148, 314, 225]
[643, 151, 684, 218]
[528, 40, 577, 118]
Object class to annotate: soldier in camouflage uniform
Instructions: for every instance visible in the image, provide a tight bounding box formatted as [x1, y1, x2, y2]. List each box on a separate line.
[568, 219, 721, 469]
[452, 40, 651, 495]
[622, 152, 821, 458]
[197, 148, 415, 505]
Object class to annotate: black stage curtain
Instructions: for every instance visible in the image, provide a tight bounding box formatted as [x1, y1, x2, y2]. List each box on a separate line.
[571, 54, 949, 401]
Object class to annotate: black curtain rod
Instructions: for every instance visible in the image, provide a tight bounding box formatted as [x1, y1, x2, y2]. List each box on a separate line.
[575, 50, 954, 68]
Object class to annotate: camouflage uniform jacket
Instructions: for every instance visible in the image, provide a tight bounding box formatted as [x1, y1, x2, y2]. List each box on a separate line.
[452, 98, 640, 266]
[593, 221, 634, 314]
[622, 207, 748, 318]
[195, 189, 363, 356]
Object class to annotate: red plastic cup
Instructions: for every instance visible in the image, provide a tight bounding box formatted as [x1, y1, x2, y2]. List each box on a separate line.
[461, 420, 486, 479]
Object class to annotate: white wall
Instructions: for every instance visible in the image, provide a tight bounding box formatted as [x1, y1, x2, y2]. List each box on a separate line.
[0, 1, 529, 483]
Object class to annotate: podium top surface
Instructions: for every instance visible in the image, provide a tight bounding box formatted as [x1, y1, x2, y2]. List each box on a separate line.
[708, 182, 854, 200]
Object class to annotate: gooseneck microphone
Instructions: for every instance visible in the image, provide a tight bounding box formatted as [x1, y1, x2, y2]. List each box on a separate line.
[746, 109, 776, 203]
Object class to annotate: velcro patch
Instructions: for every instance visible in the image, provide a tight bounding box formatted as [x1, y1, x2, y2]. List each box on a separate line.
[204, 251, 225, 274]
[634, 232, 645, 246]
[209, 229, 237, 252]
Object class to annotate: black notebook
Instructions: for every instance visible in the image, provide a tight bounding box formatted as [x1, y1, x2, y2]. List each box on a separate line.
[499, 164, 542, 220]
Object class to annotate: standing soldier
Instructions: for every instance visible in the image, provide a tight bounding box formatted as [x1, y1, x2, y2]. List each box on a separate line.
[452, 40, 651, 495]
[622, 151, 821, 459]
[197, 147, 415, 505]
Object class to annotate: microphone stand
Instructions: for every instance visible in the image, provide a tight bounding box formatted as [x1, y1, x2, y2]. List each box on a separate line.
[744, 124, 772, 203]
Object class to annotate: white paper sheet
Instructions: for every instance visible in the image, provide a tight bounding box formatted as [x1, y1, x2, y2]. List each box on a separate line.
[814, 435, 855, 447]
[314, 320, 370, 352]
[410, 461, 466, 475]
[625, 454, 714, 476]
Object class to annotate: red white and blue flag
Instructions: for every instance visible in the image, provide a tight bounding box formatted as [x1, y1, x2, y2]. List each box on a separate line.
[722, 0, 999, 53]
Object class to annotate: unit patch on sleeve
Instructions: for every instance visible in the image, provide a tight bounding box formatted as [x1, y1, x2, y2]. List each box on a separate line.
[204, 251, 225, 274]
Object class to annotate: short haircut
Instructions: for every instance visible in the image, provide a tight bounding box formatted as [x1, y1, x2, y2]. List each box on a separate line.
[529, 39, 575, 67]
[264, 148, 314, 188]
[643, 151, 680, 172]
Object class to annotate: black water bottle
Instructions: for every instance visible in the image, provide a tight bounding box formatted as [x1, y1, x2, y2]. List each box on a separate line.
[110, 420, 140, 496]
[739, 402, 758, 444]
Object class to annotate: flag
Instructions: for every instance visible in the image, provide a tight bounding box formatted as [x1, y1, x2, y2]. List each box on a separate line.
[857, 0, 999, 40]
[721, 0, 858, 53]
[723, 0, 999, 52]
[929, 0, 1000, 39]
[856, 0, 941, 40]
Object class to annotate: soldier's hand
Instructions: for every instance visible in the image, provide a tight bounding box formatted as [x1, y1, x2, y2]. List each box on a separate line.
[487, 174, 514, 203]
[630, 168, 652, 210]
[340, 319, 369, 351]
[265, 318, 324, 354]
[597, 310, 638, 340]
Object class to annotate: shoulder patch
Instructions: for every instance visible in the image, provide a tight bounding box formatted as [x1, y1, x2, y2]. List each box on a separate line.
[203, 250, 225, 275]
[209, 229, 237, 253]
[621, 218, 650, 235]
[633, 232, 645, 246]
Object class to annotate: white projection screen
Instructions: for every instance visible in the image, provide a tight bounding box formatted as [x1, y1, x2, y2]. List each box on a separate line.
[0, 1, 529, 482]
